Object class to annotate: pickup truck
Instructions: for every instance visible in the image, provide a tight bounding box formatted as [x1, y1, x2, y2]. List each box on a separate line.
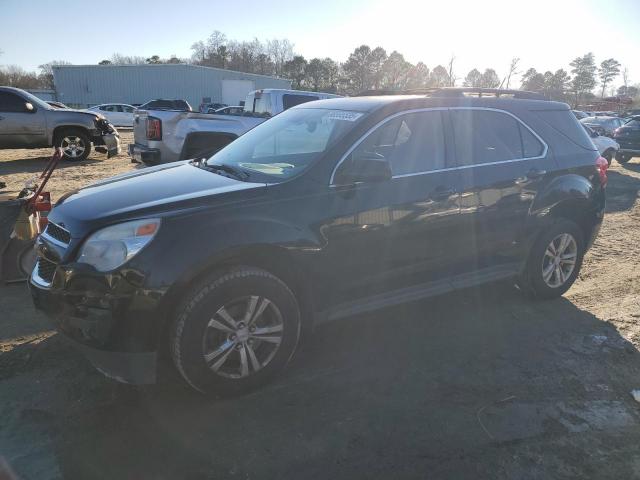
[128, 89, 340, 165]
[0, 86, 120, 161]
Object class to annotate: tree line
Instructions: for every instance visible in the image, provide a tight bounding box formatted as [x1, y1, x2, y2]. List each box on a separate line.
[1, 31, 637, 108]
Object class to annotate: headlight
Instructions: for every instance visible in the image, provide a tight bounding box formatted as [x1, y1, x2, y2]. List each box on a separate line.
[77, 219, 160, 272]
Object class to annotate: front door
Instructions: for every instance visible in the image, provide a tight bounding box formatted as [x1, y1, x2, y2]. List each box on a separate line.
[0, 91, 47, 148]
[322, 109, 462, 304]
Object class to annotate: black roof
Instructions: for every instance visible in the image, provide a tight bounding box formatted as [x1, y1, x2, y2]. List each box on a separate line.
[297, 93, 569, 113]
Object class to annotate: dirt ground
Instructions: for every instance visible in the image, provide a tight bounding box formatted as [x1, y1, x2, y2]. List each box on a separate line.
[1, 139, 640, 479]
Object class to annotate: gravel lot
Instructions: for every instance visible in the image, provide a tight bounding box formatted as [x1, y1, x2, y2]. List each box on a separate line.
[1, 138, 640, 479]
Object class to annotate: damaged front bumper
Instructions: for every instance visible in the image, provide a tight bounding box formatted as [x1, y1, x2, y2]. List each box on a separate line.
[29, 254, 159, 384]
[92, 120, 121, 158]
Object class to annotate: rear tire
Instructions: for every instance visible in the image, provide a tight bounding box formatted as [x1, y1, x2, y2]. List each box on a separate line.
[55, 128, 91, 162]
[170, 267, 301, 396]
[520, 220, 585, 300]
[603, 149, 614, 166]
[615, 152, 631, 164]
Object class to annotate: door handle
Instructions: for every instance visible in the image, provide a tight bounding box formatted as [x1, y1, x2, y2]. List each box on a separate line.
[430, 187, 456, 201]
[527, 168, 546, 179]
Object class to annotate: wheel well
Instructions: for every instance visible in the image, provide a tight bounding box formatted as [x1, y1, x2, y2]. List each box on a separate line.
[180, 132, 237, 160]
[156, 245, 314, 356]
[548, 200, 596, 244]
[52, 125, 90, 143]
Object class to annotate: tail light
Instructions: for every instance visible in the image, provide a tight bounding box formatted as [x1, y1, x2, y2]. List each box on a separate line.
[146, 116, 162, 140]
[595, 156, 608, 187]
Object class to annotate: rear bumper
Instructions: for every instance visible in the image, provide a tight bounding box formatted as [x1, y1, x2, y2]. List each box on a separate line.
[618, 148, 640, 156]
[128, 143, 161, 165]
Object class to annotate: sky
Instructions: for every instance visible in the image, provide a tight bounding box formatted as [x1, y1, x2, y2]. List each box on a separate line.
[1, 0, 638, 88]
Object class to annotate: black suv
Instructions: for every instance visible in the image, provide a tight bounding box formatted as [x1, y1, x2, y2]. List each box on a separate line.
[30, 88, 607, 395]
[614, 116, 640, 163]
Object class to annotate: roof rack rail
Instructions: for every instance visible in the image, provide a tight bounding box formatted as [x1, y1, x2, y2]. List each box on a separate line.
[355, 87, 548, 101]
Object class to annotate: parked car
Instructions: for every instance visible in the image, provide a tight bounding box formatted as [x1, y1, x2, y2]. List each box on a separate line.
[200, 102, 226, 113]
[0, 86, 120, 161]
[583, 124, 619, 165]
[613, 116, 640, 163]
[86, 104, 135, 127]
[580, 116, 625, 137]
[211, 106, 244, 115]
[46, 101, 69, 109]
[129, 89, 340, 165]
[31, 88, 606, 395]
[138, 99, 192, 112]
[572, 110, 589, 120]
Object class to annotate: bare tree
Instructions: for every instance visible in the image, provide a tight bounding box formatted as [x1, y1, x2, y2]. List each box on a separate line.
[447, 55, 457, 87]
[505, 57, 520, 89]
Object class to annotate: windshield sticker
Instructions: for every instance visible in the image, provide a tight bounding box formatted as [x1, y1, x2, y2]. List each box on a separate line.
[238, 162, 295, 175]
[326, 111, 363, 122]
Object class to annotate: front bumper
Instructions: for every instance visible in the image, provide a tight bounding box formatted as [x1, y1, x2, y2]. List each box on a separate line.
[30, 283, 157, 384]
[93, 132, 121, 158]
[128, 143, 161, 165]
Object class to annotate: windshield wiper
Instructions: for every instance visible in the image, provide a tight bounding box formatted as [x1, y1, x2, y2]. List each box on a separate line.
[191, 159, 249, 181]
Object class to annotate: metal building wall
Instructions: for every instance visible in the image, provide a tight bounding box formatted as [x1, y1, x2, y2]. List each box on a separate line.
[52, 64, 291, 108]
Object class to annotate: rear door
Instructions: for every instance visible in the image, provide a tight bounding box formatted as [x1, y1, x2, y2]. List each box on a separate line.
[450, 108, 550, 275]
[0, 91, 47, 148]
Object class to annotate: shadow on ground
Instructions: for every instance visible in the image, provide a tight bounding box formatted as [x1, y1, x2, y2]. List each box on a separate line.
[4, 282, 636, 480]
[0, 156, 103, 176]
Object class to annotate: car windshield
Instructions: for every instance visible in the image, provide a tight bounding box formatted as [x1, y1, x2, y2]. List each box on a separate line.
[206, 107, 365, 182]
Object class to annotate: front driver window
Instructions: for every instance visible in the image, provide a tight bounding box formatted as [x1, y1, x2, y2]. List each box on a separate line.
[347, 111, 446, 176]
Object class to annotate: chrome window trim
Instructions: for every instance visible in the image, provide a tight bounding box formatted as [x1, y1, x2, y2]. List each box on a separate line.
[328, 106, 549, 186]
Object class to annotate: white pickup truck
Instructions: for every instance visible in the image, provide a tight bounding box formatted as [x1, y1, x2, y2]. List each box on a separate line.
[128, 89, 340, 165]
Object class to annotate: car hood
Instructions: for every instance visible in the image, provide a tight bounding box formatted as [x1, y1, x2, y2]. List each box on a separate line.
[51, 161, 267, 237]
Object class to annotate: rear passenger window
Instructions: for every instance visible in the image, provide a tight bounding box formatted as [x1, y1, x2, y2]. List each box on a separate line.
[519, 123, 544, 157]
[451, 110, 543, 166]
[351, 111, 446, 175]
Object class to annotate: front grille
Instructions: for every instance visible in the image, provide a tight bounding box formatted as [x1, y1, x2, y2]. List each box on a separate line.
[36, 257, 57, 283]
[44, 222, 71, 245]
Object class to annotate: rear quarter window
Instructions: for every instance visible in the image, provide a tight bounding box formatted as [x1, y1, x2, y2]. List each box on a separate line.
[533, 109, 595, 150]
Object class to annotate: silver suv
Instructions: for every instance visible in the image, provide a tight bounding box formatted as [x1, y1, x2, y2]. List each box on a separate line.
[0, 87, 120, 161]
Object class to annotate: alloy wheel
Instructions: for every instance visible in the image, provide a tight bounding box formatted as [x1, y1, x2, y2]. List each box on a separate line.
[60, 136, 86, 158]
[202, 296, 284, 379]
[541, 233, 577, 288]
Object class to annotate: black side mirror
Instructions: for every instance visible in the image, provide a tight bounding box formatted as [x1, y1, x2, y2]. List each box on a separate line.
[336, 153, 392, 185]
[590, 130, 599, 138]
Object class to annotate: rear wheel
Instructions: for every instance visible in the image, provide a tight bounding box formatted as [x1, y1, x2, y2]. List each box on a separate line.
[603, 149, 614, 166]
[521, 220, 585, 299]
[616, 152, 631, 164]
[170, 267, 301, 396]
[55, 129, 91, 161]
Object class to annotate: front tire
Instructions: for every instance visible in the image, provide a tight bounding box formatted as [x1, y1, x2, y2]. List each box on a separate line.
[521, 220, 585, 299]
[55, 129, 91, 161]
[170, 267, 301, 396]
